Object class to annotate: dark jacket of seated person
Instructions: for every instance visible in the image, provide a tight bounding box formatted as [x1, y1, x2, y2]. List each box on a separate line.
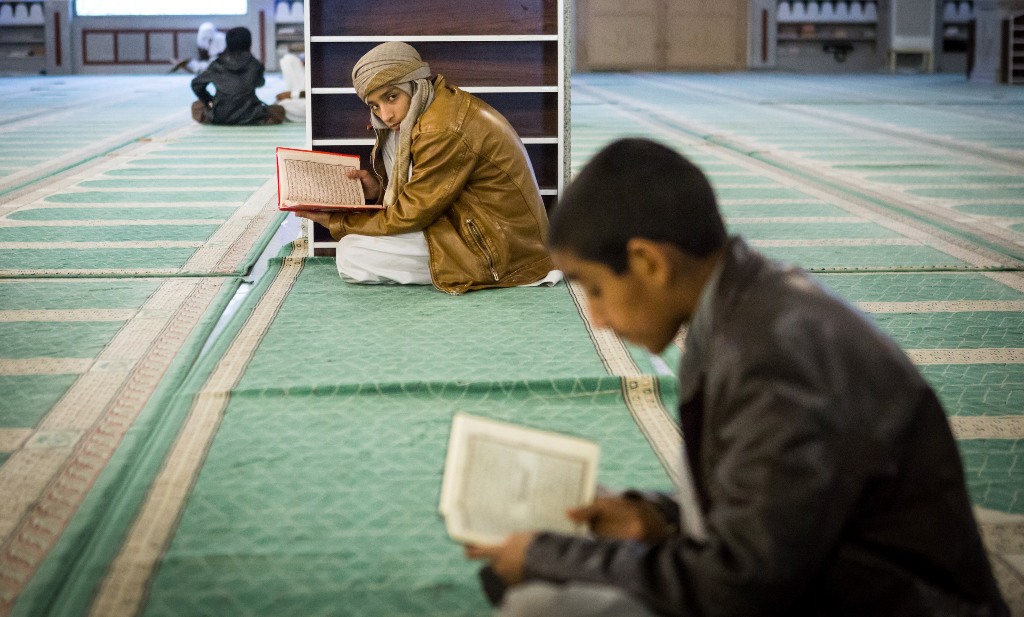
[190, 27, 284, 126]
[528, 236, 1009, 616]
[467, 138, 1009, 617]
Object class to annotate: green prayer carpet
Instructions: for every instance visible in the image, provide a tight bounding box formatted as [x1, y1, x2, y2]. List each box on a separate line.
[2, 72, 1023, 616]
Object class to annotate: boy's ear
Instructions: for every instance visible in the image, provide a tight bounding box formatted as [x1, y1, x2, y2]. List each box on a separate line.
[625, 238, 674, 285]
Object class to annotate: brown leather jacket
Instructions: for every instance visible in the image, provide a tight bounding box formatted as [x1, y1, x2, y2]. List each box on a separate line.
[327, 75, 554, 294]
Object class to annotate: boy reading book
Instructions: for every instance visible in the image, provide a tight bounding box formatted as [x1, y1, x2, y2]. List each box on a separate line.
[289, 42, 559, 294]
[465, 139, 1008, 617]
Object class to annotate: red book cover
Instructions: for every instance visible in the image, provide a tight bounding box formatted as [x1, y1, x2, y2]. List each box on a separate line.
[275, 147, 382, 212]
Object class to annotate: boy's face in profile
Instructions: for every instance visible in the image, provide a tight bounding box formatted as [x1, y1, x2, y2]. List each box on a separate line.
[552, 247, 688, 354]
[365, 85, 412, 131]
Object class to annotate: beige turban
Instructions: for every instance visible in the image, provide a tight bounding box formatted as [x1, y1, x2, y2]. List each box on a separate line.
[351, 42, 435, 208]
[352, 41, 431, 102]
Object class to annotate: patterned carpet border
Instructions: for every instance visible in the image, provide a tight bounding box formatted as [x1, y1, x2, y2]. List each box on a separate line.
[0, 276, 241, 617]
[78, 241, 307, 617]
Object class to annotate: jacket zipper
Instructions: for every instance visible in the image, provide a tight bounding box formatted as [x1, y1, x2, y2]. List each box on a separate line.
[466, 218, 499, 282]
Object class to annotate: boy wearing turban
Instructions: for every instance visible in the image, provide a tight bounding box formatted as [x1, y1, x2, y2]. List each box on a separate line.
[293, 42, 558, 294]
[170, 22, 226, 74]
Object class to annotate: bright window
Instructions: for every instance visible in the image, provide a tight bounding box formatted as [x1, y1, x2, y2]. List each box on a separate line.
[75, 0, 247, 16]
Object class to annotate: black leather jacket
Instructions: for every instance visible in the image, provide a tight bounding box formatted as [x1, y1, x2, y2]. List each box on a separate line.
[190, 50, 271, 126]
[524, 238, 1007, 617]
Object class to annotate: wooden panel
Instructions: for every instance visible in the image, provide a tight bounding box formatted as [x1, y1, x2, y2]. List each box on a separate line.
[477, 93, 559, 138]
[576, 0, 747, 71]
[309, 0, 555, 36]
[577, 0, 661, 70]
[311, 92, 558, 139]
[665, 1, 746, 70]
[310, 41, 559, 88]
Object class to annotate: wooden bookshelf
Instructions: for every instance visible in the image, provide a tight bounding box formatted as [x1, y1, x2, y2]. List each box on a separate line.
[302, 0, 568, 257]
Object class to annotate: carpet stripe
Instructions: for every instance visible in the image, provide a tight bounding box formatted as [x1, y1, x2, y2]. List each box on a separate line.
[729, 217, 864, 223]
[857, 301, 1024, 313]
[85, 242, 306, 617]
[0, 242, 204, 249]
[0, 278, 230, 615]
[906, 349, 1024, 364]
[0, 220, 224, 227]
[751, 238, 920, 247]
[0, 359, 93, 376]
[952, 417, 1024, 440]
[181, 179, 280, 275]
[566, 281, 707, 540]
[0, 431, 30, 453]
[0, 310, 136, 322]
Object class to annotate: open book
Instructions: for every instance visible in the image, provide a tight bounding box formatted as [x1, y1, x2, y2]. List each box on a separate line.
[439, 412, 600, 545]
[275, 147, 382, 212]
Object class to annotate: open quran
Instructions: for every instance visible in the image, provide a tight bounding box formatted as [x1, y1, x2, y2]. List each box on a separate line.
[439, 412, 600, 545]
[275, 147, 382, 212]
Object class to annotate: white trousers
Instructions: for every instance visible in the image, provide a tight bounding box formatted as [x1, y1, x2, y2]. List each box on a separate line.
[498, 582, 656, 617]
[335, 232, 564, 288]
[279, 53, 306, 123]
[336, 232, 433, 285]
[186, 59, 211, 73]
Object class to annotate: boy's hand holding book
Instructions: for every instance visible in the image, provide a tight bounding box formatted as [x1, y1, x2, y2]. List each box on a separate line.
[275, 147, 383, 213]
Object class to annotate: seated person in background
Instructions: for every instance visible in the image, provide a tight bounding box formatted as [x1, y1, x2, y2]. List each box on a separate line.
[292, 41, 558, 294]
[275, 52, 306, 123]
[190, 27, 285, 126]
[466, 138, 1009, 616]
[170, 22, 226, 74]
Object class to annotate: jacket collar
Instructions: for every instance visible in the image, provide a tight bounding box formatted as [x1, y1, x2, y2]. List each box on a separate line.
[677, 236, 745, 400]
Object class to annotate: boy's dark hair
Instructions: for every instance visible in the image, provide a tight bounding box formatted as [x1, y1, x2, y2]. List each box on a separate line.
[225, 27, 252, 52]
[549, 138, 726, 273]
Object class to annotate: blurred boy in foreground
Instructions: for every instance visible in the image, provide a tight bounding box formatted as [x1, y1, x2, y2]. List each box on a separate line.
[467, 138, 1008, 617]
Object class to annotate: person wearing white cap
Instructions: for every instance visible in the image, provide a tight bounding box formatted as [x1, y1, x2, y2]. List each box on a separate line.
[170, 22, 226, 74]
[292, 41, 559, 294]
